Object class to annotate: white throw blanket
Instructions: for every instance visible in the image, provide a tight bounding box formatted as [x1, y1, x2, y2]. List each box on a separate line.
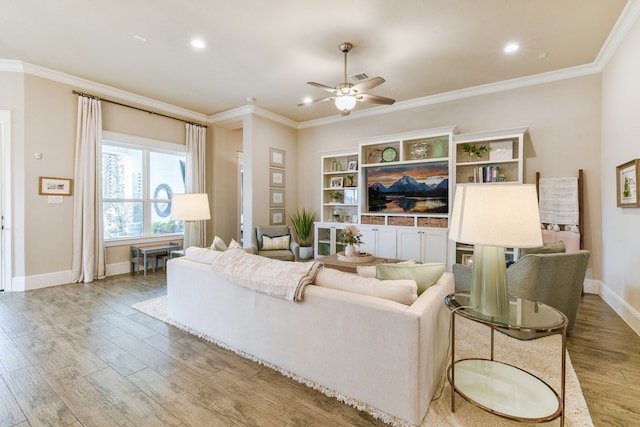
[210, 249, 322, 302]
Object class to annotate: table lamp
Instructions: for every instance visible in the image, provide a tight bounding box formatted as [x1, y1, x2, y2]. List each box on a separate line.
[448, 184, 542, 318]
[170, 193, 211, 249]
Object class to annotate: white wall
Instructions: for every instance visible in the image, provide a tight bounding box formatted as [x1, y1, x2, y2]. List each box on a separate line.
[601, 13, 640, 334]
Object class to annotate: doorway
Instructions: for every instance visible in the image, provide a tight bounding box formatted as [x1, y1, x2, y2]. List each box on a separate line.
[0, 110, 11, 291]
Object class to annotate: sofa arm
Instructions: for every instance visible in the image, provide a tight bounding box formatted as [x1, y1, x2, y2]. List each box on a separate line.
[452, 264, 472, 292]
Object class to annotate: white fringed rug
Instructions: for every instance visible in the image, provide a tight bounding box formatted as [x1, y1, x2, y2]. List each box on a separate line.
[133, 296, 593, 427]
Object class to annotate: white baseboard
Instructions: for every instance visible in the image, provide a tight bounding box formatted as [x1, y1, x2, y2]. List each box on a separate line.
[583, 278, 599, 294]
[7, 262, 139, 291]
[599, 280, 640, 337]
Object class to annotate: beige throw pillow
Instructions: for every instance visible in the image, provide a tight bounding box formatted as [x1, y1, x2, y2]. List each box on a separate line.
[376, 263, 445, 295]
[211, 235, 228, 251]
[261, 234, 290, 250]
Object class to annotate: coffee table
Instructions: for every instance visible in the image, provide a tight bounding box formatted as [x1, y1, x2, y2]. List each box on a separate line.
[317, 253, 398, 273]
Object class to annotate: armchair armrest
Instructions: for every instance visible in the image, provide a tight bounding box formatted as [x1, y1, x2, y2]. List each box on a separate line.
[290, 241, 300, 261]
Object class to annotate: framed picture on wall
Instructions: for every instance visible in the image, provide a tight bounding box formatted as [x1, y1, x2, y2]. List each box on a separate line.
[270, 168, 285, 188]
[617, 159, 639, 207]
[269, 147, 285, 168]
[39, 177, 73, 196]
[270, 209, 285, 225]
[270, 189, 285, 207]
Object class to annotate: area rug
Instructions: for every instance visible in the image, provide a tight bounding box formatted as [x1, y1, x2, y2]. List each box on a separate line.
[133, 296, 593, 427]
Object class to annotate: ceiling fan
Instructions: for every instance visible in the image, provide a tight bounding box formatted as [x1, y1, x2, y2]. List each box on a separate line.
[299, 42, 396, 116]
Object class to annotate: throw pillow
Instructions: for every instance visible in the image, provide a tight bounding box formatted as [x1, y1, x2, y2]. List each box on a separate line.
[211, 235, 228, 251]
[519, 241, 566, 257]
[185, 247, 221, 264]
[376, 263, 445, 295]
[261, 234, 291, 251]
[313, 267, 418, 305]
[228, 239, 242, 250]
[356, 259, 417, 278]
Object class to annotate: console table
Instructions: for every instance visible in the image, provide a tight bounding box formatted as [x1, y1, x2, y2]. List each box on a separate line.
[317, 253, 397, 273]
[445, 292, 568, 425]
[131, 242, 180, 275]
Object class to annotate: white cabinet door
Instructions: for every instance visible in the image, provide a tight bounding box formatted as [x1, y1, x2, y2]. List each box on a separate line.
[359, 226, 397, 259]
[396, 228, 423, 261]
[397, 227, 448, 263]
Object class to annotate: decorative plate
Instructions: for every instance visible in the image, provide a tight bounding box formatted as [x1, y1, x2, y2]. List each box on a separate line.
[382, 146, 397, 162]
[368, 149, 382, 163]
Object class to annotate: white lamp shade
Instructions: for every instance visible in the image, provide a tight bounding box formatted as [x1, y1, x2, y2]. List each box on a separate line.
[448, 184, 542, 248]
[334, 95, 356, 111]
[170, 193, 211, 221]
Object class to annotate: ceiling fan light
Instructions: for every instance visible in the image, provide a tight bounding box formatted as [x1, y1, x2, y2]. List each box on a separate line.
[335, 95, 356, 111]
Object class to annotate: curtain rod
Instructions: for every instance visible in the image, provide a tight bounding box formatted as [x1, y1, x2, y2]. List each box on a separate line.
[72, 90, 207, 128]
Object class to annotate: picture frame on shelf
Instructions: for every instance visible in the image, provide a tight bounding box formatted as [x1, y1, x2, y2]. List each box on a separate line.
[462, 254, 474, 268]
[616, 159, 639, 208]
[270, 168, 285, 188]
[269, 189, 285, 207]
[270, 209, 285, 225]
[330, 177, 343, 188]
[269, 147, 285, 168]
[348, 160, 358, 171]
[489, 140, 513, 161]
[39, 177, 73, 196]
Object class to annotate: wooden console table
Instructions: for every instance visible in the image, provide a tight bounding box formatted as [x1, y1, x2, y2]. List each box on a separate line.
[317, 253, 398, 274]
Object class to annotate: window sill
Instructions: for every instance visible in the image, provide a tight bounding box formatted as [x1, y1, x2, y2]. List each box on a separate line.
[105, 234, 184, 248]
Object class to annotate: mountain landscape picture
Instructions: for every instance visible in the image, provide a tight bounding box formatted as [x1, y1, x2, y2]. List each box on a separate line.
[365, 162, 449, 213]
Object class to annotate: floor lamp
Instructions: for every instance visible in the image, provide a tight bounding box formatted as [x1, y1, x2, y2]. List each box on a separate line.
[171, 193, 211, 249]
[448, 184, 542, 319]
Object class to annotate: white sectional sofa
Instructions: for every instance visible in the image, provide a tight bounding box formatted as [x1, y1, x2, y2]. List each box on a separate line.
[167, 250, 454, 426]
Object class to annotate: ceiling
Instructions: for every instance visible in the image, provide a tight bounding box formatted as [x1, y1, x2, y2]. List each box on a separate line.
[0, 0, 632, 123]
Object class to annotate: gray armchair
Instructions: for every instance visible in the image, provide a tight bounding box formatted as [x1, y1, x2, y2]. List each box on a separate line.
[453, 250, 590, 334]
[251, 225, 300, 262]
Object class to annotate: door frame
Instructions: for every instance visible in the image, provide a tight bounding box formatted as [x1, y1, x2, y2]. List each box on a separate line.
[0, 110, 12, 291]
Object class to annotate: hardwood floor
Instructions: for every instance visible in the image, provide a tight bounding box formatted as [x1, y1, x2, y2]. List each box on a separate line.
[0, 271, 638, 426]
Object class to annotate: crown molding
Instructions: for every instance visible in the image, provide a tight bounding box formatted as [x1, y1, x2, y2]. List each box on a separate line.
[1, 59, 208, 123]
[594, 0, 640, 70]
[207, 105, 297, 129]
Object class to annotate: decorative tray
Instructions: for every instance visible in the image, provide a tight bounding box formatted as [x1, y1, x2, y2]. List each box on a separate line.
[337, 252, 375, 263]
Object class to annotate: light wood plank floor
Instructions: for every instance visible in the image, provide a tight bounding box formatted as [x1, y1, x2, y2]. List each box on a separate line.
[0, 271, 638, 426]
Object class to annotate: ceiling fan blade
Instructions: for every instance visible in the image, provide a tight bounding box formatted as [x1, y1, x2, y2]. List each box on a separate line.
[357, 93, 396, 105]
[352, 77, 385, 93]
[297, 96, 335, 107]
[306, 82, 338, 94]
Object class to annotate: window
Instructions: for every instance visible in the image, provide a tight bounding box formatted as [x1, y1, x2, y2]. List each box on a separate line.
[102, 133, 186, 241]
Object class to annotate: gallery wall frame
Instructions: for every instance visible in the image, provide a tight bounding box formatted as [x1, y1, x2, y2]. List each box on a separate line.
[270, 168, 285, 188]
[616, 159, 639, 207]
[270, 209, 285, 225]
[269, 147, 285, 168]
[270, 188, 285, 207]
[39, 177, 73, 196]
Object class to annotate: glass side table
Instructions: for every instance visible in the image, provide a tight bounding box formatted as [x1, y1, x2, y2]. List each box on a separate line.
[445, 292, 568, 425]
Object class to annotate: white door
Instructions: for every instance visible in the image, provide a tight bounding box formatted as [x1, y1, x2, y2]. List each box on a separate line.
[396, 228, 423, 262]
[422, 229, 448, 264]
[0, 110, 10, 291]
[376, 227, 397, 259]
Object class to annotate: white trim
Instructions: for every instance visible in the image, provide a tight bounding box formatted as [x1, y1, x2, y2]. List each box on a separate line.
[594, 0, 640, 69]
[599, 280, 640, 337]
[102, 130, 185, 152]
[583, 278, 600, 295]
[0, 110, 12, 292]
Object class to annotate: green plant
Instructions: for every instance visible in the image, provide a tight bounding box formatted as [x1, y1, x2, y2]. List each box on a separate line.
[290, 208, 316, 247]
[329, 190, 342, 202]
[461, 143, 491, 159]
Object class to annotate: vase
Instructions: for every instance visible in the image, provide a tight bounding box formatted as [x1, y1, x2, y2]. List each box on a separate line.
[345, 244, 356, 257]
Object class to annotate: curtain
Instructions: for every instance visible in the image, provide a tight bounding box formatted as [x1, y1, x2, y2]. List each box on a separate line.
[71, 96, 106, 283]
[185, 123, 207, 247]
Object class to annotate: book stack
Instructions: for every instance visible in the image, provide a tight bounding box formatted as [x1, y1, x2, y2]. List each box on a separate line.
[473, 166, 501, 183]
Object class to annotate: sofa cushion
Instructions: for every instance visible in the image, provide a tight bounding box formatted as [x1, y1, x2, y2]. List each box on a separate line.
[262, 234, 291, 251]
[211, 235, 228, 251]
[520, 240, 566, 256]
[185, 247, 221, 264]
[314, 267, 418, 305]
[376, 263, 445, 295]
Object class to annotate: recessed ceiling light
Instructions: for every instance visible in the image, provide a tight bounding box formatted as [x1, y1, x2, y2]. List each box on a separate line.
[133, 34, 147, 42]
[191, 39, 205, 49]
[504, 42, 519, 53]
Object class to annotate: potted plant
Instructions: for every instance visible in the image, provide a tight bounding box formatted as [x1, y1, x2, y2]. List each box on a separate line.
[290, 208, 316, 260]
[461, 143, 491, 161]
